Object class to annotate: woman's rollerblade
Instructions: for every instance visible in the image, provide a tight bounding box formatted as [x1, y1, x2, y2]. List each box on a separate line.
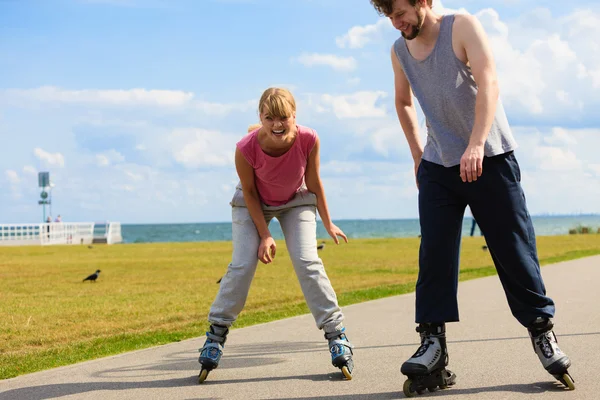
[198, 324, 229, 383]
[528, 317, 575, 390]
[401, 323, 456, 397]
[325, 328, 354, 380]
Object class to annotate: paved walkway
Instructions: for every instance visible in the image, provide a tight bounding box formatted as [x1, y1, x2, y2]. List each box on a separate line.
[1, 256, 598, 400]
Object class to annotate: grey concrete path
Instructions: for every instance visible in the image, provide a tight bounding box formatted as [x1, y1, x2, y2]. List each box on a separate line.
[1, 256, 599, 400]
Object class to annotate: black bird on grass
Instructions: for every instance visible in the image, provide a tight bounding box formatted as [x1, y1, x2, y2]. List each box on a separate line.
[83, 269, 101, 282]
[317, 241, 326, 250]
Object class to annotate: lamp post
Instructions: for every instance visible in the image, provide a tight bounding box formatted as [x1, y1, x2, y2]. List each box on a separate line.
[38, 172, 51, 222]
[49, 182, 55, 219]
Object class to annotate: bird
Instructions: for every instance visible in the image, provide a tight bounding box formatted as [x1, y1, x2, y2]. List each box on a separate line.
[83, 269, 101, 282]
[317, 241, 326, 250]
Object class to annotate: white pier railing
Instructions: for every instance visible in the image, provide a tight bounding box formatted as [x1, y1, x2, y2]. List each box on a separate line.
[0, 222, 123, 246]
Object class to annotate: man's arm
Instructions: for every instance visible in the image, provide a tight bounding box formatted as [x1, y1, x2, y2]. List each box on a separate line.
[391, 45, 423, 186]
[456, 14, 500, 182]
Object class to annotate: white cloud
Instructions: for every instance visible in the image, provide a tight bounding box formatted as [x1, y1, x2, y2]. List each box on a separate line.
[589, 164, 600, 176]
[510, 126, 600, 214]
[543, 127, 578, 146]
[534, 146, 582, 172]
[485, 8, 600, 121]
[3, 86, 194, 107]
[167, 128, 237, 169]
[33, 148, 65, 167]
[315, 91, 388, 119]
[195, 99, 256, 116]
[321, 161, 363, 175]
[96, 150, 125, 167]
[336, 19, 392, 49]
[295, 53, 357, 72]
[124, 170, 144, 181]
[23, 165, 37, 175]
[1, 87, 261, 120]
[5, 170, 20, 184]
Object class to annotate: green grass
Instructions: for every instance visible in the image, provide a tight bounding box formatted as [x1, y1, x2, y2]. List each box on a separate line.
[1, 235, 600, 379]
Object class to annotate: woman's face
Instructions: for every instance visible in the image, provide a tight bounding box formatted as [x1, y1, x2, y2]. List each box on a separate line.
[259, 112, 296, 142]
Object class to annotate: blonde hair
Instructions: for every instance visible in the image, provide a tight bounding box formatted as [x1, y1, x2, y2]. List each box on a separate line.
[247, 123, 262, 133]
[258, 88, 296, 118]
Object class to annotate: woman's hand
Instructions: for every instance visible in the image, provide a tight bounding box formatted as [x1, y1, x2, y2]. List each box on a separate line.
[258, 236, 276, 264]
[326, 223, 348, 245]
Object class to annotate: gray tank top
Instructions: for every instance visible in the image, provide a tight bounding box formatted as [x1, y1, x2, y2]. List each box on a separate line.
[394, 14, 517, 167]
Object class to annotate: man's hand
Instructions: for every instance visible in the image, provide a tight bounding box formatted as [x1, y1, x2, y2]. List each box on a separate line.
[414, 158, 422, 189]
[460, 144, 484, 182]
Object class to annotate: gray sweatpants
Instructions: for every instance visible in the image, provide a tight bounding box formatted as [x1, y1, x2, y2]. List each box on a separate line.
[208, 189, 345, 333]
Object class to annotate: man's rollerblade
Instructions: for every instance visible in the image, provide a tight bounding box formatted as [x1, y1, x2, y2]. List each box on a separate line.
[528, 317, 575, 390]
[198, 324, 229, 384]
[325, 328, 354, 380]
[401, 323, 456, 397]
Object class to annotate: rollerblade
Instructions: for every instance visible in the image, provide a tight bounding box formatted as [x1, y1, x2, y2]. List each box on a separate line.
[528, 317, 575, 390]
[325, 328, 354, 380]
[401, 323, 456, 397]
[198, 324, 229, 384]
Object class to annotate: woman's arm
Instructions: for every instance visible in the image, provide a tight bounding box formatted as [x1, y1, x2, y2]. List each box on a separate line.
[305, 137, 348, 245]
[235, 147, 276, 263]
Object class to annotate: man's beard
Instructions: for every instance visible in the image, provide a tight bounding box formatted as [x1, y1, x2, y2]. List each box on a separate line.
[402, 8, 424, 40]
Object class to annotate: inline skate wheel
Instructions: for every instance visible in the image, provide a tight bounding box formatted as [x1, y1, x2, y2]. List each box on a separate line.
[198, 368, 209, 384]
[403, 379, 416, 397]
[559, 373, 575, 390]
[341, 365, 352, 380]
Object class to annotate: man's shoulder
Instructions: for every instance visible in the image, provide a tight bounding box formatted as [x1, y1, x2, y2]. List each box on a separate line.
[392, 36, 405, 49]
[452, 13, 481, 35]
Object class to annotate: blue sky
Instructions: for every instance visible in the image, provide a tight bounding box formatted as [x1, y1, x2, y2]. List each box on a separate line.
[1, 0, 600, 224]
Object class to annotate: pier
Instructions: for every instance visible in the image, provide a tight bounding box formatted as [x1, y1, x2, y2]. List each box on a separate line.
[0, 222, 122, 246]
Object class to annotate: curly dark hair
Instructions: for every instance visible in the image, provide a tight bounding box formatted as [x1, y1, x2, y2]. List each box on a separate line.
[370, 0, 433, 16]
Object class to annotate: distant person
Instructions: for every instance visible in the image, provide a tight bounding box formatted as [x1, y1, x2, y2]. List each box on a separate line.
[470, 217, 478, 237]
[55, 215, 62, 223]
[198, 87, 354, 383]
[369, 0, 574, 394]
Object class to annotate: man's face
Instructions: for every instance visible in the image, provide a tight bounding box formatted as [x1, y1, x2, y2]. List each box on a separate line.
[388, 0, 425, 40]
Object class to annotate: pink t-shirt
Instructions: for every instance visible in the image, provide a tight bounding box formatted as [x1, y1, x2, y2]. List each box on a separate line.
[236, 125, 317, 206]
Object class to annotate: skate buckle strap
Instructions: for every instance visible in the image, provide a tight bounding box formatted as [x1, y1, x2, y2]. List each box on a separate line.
[324, 328, 346, 340]
[199, 341, 223, 353]
[329, 338, 355, 349]
[416, 323, 445, 336]
[206, 331, 227, 344]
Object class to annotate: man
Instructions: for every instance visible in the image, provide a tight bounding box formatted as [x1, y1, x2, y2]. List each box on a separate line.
[368, 0, 574, 394]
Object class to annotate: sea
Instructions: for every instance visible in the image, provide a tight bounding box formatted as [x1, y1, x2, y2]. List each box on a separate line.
[121, 215, 600, 244]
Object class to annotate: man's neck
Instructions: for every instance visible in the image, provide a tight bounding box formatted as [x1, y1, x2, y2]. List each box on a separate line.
[413, 11, 443, 47]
